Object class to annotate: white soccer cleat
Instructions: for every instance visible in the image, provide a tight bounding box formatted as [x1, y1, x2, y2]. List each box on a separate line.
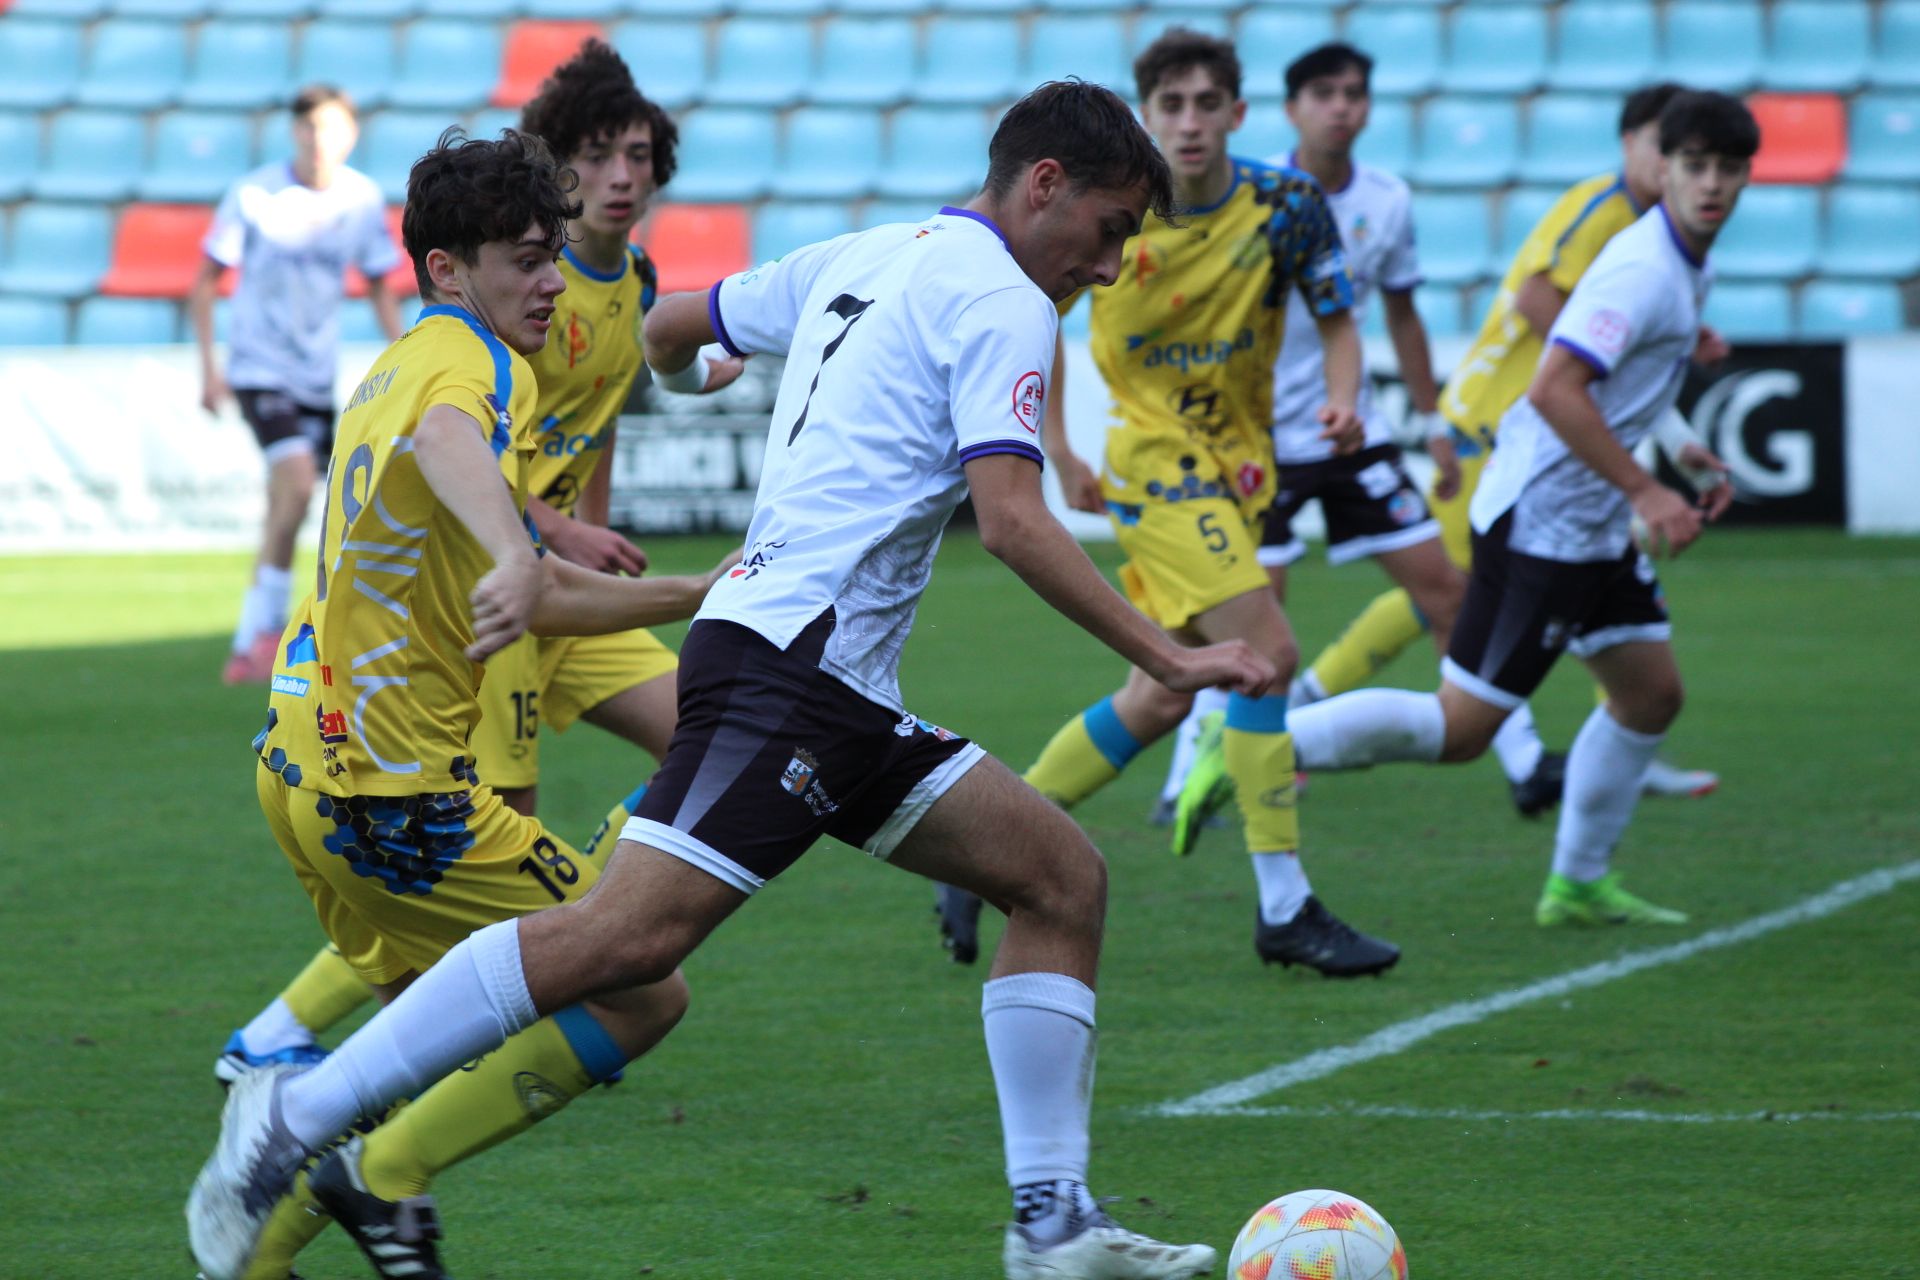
[1642, 757, 1719, 798]
[1004, 1214, 1218, 1279]
[186, 1064, 312, 1280]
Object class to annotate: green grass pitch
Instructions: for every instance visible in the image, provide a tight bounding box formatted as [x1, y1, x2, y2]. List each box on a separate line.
[2, 528, 1916, 1278]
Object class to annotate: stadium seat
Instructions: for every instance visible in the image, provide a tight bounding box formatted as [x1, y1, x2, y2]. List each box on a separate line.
[9, 0, 110, 16]
[348, 205, 415, 297]
[1699, 281, 1793, 341]
[0, 114, 44, 203]
[466, 107, 519, 140]
[1344, 8, 1442, 97]
[1798, 279, 1905, 336]
[1548, 1, 1656, 94]
[75, 297, 180, 345]
[214, 0, 320, 14]
[360, 110, 461, 200]
[1441, 4, 1548, 96]
[1411, 96, 1518, 188]
[339, 300, 390, 343]
[638, 204, 751, 292]
[837, 0, 926, 13]
[1025, 17, 1132, 93]
[753, 203, 855, 261]
[1659, 2, 1763, 93]
[1766, 0, 1870, 93]
[706, 19, 814, 109]
[1521, 94, 1618, 186]
[388, 20, 504, 110]
[1233, 109, 1291, 166]
[938, 0, 1026, 13]
[180, 22, 294, 111]
[1412, 283, 1464, 337]
[773, 108, 882, 200]
[0, 204, 115, 300]
[0, 296, 70, 347]
[1358, 98, 1415, 175]
[0, 20, 84, 110]
[140, 111, 257, 203]
[316, 0, 423, 15]
[420, 0, 518, 13]
[522, 0, 626, 13]
[917, 19, 1023, 106]
[1845, 93, 1920, 181]
[1495, 186, 1560, 265]
[734, 0, 830, 14]
[1132, 11, 1234, 56]
[34, 111, 148, 202]
[113, 0, 213, 16]
[295, 21, 399, 110]
[99, 203, 215, 298]
[859, 199, 939, 229]
[1818, 186, 1920, 278]
[1408, 192, 1494, 284]
[610, 21, 706, 112]
[813, 18, 916, 108]
[493, 21, 607, 108]
[622, 0, 725, 16]
[1746, 94, 1847, 184]
[1237, 10, 1338, 95]
[1869, 2, 1920, 90]
[1709, 186, 1819, 279]
[75, 21, 189, 110]
[879, 107, 990, 201]
[670, 110, 778, 202]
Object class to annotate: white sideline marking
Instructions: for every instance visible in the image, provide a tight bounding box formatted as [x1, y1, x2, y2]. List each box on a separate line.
[1154, 861, 1920, 1118]
[1188, 1103, 1920, 1126]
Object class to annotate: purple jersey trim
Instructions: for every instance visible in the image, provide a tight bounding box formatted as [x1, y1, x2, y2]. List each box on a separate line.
[958, 440, 1045, 468]
[938, 206, 1011, 251]
[707, 279, 745, 358]
[1553, 335, 1612, 379]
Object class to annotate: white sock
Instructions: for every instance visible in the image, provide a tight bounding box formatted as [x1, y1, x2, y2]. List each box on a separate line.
[1552, 705, 1664, 882]
[1288, 689, 1444, 771]
[1252, 851, 1313, 925]
[238, 996, 311, 1058]
[278, 919, 537, 1149]
[1014, 1178, 1101, 1248]
[1159, 687, 1229, 802]
[231, 564, 292, 654]
[983, 972, 1096, 1194]
[1491, 702, 1546, 783]
[1288, 668, 1327, 709]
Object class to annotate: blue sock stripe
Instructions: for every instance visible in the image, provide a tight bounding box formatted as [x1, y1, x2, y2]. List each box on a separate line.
[620, 782, 649, 814]
[551, 1004, 627, 1084]
[1226, 691, 1290, 734]
[1082, 696, 1143, 770]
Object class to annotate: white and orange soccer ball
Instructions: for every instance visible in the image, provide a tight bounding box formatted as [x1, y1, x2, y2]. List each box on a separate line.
[1226, 1188, 1407, 1280]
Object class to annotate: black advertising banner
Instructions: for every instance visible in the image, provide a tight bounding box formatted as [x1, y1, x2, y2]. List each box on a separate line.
[1671, 343, 1847, 526]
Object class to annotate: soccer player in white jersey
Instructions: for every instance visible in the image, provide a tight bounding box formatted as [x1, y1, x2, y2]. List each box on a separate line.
[191, 85, 404, 685]
[1274, 92, 1755, 927]
[190, 82, 1271, 1280]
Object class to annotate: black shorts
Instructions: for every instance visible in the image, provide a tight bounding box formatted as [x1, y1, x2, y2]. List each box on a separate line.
[1260, 442, 1439, 567]
[1442, 512, 1671, 709]
[236, 388, 335, 460]
[627, 611, 981, 893]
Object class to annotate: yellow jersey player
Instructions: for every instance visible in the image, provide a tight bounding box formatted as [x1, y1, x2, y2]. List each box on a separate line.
[195, 130, 730, 1280]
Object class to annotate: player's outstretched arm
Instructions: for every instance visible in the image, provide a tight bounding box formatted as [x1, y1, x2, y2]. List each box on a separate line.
[414, 404, 546, 659]
[528, 549, 739, 638]
[526, 492, 648, 575]
[642, 290, 745, 393]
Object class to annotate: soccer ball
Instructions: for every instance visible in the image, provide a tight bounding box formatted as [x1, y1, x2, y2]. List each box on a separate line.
[1226, 1188, 1406, 1280]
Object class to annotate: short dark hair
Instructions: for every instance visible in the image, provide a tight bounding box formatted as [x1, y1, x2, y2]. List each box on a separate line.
[1658, 89, 1761, 158]
[518, 38, 679, 187]
[403, 128, 582, 297]
[291, 83, 354, 119]
[1284, 42, 1374, 100]
[1619, 82, 1687, 134]
[1133, 27, 1242, 103]
[984, 79, 1176, 222]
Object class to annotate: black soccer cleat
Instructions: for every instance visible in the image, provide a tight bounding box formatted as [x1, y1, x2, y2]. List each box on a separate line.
[1254, 898, 1400, 978]
[308, 1136, 452, 1280]
[1510, 750, 1568, 819]
[934, 883, 984, 966]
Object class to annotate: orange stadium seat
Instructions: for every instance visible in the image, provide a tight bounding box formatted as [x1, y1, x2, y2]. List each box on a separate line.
[1747, 93, 1848, 183]
[347, 206, 419, 299]
[99, 204, 216, 298]
[493, 20, 607, 109]
[636, 205, 751, 294]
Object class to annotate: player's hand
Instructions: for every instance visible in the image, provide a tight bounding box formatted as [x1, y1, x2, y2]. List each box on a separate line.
[1629, 483, 1704, 559]
[1426, 430, 1462, 502]
[1056, 450, 1105, 515]
[546, 516, 648, 575]
[703, 547, 745, 591]
[1154, 640, 1278, 698]
[468, 553, 543, 661]
[1675, 442, 1734, 521]
[702, 355, 748, 394]
[200, 371, 230, 415]
[1316, 403, 1365, 455]
[1693, 325, 1731, 366]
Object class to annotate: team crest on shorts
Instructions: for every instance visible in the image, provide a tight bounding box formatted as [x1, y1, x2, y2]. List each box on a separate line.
[1387, 490, 1422, 526]
[779, 747, 840, 817]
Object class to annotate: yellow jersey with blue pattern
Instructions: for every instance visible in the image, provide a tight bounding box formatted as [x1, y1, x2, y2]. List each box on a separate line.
[1091, 158, 1353, 517]
[256, 304, 542, 798]
[524, 243, 657, 517]
[1440, 172, 1644, 453]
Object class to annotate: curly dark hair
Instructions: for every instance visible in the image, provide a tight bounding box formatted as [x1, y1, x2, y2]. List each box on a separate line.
[403, 127, 583, 297]
[1133, 27, 1242, 104]
[1659, 89, 1760, 159]
[984, 80, 1176, 223]
[519, 38, 679, 188]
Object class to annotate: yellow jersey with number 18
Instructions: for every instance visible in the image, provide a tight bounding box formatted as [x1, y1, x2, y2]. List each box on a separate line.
[256, 304, 541, 798]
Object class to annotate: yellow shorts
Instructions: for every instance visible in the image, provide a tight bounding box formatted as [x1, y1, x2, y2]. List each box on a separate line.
[258, 763, 597, 986]
[472, 627, 679, 789]
[1105, 492, 1268, 631]
[1430, 439, 1492, 572]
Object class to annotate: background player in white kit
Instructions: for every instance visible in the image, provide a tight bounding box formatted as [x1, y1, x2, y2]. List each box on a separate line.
[190, 85, 404, 685]
[1272, 90, 1755, 927]
[191, 81, 1271, 1280]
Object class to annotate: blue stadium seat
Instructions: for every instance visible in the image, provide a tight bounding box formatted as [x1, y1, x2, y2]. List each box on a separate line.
[1870, 2, 1920, 90]
[1132, 11, 1234, 57]
[1767, 0, 1871, 93]
[0, 204, 115, 299]
[734, 0, 829, 14]
[140, 110, 257, 202]
[1522, 94, 1619, 186]
[859, 199, 939, 229]
[76, 298, 180, 345]
[837, 0, 924, 12]
[1709, 186, 1818, 279]
[939, 0, 1026, 12]
[465, 107, 519, 141]
[316, 0, 422, 15]
[878, 107, 990, 200]
[387, 20, 503, 110]
[181, 22, 294, 111]
[0, 296, 70, 346]
[1357, 98, 1415, 175]
[1659, 2, 1763, 93]
[1798, 280, 1905, 336]
[1845, 93, 1920, 180]
[295, 21, 399, 110]
[1549, 1, 1656, 94]
[1025, 17, 1131, 93]
[339, 301, 390, 343]
[1459, 281, 1499, 336]
[917, 18, 1023, 106]
[1495, 186, 1560, 265]
[622, 0, 725, 14]
[114, 0, 213, 16]
[1408, 192, 1494, 284]
[1237, 10, 1338, 98]
[360, 110, 460, 200]
[1442, 4, 1547, 95]
[9, 0, 109, 16]
[670, 109, 778, 202]
[420, 0, 518, 15]
[1233, 110, 1291, 166]
[610, 21, 706, 112]
[814, 18, 916, 108]
[1344, 8, 1442, 96]
[706, 19, 814, 109]
[1411, 283, 1464, 338]
[1818, 186, 1920, 277]
[75, 21, 190, 110]
[215, 0, 320, 14]
[1412, 97, 1518, 188]
[754, 203, 855, 261]
[35, 111, 147, 202]
[1700, 282, 1793, 341]
[0, 20, 84, 110]
[774, 108, 882, 200]
[521, 0, 625, 12]
[0, 114, 44, 203]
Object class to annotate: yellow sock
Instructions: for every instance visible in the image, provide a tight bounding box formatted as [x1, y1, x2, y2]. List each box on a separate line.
[1022, 695, 1143, 808]
[1223, 694, 1299, 854]
[357, 1006, 628, 1201]
[583, 782, 650, 865]
[1307, 588, 1428, 699]
[280, 945, 373, 1035]
[244, 1167, 330, 1280]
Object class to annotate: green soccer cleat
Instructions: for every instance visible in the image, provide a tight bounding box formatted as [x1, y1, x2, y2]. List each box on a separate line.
[1535, 871, 1689, 927]
[1171, 712, 1234, 858]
